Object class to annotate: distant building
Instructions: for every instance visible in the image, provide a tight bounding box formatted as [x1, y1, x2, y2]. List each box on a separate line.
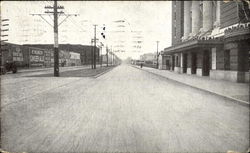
[68, 52, 81, 66]
[140, 53, 156, 62]
[162, 1, 250, 83]
[140, 53, 157, 68]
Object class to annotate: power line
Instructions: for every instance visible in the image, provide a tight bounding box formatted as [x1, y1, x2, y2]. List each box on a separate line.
[30, 0, 78, 76]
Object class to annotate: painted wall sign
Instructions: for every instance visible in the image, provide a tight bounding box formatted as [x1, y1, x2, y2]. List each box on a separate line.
[29, 48, 45, 67]
[13, 46, 24, 62]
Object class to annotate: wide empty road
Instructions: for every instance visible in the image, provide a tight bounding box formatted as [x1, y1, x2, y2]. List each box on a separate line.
[1, 64, 249, 153]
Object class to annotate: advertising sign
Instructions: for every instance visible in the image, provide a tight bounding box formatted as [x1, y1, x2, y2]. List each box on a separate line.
[44, 49, 51, 67]
[13, 46, 24, 62]
[29, 47, 45, 67]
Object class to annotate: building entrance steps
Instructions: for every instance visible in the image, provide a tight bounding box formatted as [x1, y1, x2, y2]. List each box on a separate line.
[132, 65, 249, 105]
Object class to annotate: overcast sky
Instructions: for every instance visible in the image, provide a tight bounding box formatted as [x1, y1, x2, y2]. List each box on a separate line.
[1, 1, 172, 59]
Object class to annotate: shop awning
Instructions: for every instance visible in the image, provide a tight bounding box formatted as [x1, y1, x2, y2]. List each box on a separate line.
[163, 39, 223, 54]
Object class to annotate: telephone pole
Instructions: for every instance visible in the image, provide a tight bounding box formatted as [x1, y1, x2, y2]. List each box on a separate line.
[110, 46, 113, 66]
[100, 45, 102, 67]
[53, 0, 59, 76]
[93, 24, 97, 69]
[112, 51, 114, 66]
[156, 41, 159, 69]
[106, 46, 109, 67]
[31, 0, 78, 76]
[91, 39, 94, 69]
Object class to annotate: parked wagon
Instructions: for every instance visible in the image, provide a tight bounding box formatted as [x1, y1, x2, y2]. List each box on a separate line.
[0, 60, 17, 74]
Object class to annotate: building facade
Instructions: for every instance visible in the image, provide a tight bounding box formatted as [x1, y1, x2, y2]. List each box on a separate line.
[140, 53, 158, 68]
[1, 43, 99, 68]
[24, 44, 100, 66]
[161, 0, 250, 83]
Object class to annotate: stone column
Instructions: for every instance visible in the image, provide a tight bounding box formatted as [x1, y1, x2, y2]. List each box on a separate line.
[183, 1, 191, 39]
[203, 1, 213, 32]
[180, 53, 183, 68]
[191, 1, 200, 36]
[180, 53, 183, 73]
[215, 1, 221, 27]
[187, 52, 192, 74]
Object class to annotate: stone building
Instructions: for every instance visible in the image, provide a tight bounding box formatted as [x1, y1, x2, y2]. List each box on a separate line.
[161, 1, 250, 83]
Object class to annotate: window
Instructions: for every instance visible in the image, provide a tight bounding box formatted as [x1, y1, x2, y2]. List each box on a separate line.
[181, 2, 184, 37]
[173, 25, 176, 38]
[173, 1, 176, 7]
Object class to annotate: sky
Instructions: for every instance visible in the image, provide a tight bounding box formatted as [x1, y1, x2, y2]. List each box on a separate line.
[1, 1, 172, 60]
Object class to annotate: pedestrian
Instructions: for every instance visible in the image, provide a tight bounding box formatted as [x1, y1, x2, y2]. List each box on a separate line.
[140, 63, 143, 68]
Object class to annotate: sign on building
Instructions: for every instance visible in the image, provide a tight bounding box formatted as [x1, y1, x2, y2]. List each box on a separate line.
[13, 46, 24, 62]
[29, 47, 45, 67]
[44, 49, 51, 67]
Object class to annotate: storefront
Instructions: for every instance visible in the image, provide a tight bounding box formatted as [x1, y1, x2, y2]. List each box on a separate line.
[162, 24, 250, 83]
[210, 24, 250, 83]
[162, 38, 224, 76]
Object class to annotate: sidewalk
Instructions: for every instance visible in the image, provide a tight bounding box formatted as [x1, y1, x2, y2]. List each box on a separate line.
[132, 65, 249, 105]
[17, 65, 101, 73]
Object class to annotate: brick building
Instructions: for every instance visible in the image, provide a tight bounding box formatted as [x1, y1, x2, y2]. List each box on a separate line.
[161, 1, 250, 83]
[1, 43, 100, 68]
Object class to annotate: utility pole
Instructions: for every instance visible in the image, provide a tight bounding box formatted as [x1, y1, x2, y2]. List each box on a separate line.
[156, 41, 159, 69]
[93, 24, 97, 69]
[91, 41, 93, 69]
[31, 1, 78, 76]
[112, 52, 114, 65]
[106, 46, 109, 67]
[53, 0, 59, 76]
[111, 46, 113, 66]
[100, 45, 102, 67]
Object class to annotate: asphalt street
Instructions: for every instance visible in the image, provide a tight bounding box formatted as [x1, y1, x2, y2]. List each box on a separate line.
[1, 64, 249, 153]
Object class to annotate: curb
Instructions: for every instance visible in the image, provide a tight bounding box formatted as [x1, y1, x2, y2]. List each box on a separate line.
[18, 66, 91, 74]
[132, 65, 249, 107]
[18, 68, 52, 73]
[93, 66, 116, 78]
[17, 65, 93, 73]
